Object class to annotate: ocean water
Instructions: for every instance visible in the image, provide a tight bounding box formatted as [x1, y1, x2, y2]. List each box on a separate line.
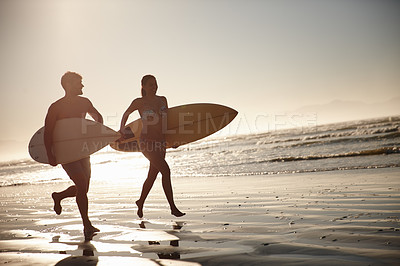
[1, 116, 399, 187]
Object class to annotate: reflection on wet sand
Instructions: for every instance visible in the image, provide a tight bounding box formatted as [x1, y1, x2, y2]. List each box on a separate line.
[52, 236, 98, 265]
[138, 221, 184, 260]
[49, 221, 186, 265]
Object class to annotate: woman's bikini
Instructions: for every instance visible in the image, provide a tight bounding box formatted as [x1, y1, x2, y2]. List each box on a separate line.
[142, 106, 167, 121]
[139, 99, 167, 152]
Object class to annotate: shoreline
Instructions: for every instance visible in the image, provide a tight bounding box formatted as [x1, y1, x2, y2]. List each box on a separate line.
[1, 168, 399, 265]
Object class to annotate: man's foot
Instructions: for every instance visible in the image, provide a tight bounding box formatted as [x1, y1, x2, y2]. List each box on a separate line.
[84, 225, 100, 241]
[52, 192, 62, 215]
[171, 209, 186, 217]
[136, 200, 143, 218]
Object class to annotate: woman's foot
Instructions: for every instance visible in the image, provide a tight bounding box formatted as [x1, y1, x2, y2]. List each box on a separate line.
[84, 225, 100, 241]
[136, 200, 144, 218]
[52, 192, 62, 215]
[171, 208, 186, 217]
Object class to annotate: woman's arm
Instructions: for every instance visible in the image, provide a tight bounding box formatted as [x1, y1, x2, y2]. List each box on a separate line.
[161, 96, 168, 109]
[120, 98, 140, 133]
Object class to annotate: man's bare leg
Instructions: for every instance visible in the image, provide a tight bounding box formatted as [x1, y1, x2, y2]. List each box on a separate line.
[71, 173, 99, 236]
[52, 186, 76, 215]
[62, 158, 99, 239]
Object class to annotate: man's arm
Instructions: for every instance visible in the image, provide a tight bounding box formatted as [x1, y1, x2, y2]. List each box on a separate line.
[44, 105, 58, 166]
[86, 99, 103, 124]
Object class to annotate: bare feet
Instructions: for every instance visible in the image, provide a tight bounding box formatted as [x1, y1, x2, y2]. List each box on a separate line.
[171, 208, 186, 217]
[52, 192, 62, 215]
[84, 225, 100, 241]
[136, 200, 185, 218]
[136, 200, 143, 218]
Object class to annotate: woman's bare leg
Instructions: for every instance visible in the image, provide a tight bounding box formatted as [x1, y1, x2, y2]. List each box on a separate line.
[141, 149, 185, 217]
[136, 164, 159, 218]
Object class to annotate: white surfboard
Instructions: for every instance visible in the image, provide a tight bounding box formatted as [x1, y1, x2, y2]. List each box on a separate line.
[29, 118, 120, 164]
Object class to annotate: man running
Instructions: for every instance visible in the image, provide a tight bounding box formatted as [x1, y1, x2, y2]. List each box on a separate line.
[44, 71, 103, 239]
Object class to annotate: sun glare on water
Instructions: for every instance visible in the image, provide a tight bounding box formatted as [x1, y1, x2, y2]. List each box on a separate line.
[89, 149, 149, 186]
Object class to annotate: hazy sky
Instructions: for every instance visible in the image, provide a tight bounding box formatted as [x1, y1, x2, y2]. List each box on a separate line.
[1, 0, 400, 142]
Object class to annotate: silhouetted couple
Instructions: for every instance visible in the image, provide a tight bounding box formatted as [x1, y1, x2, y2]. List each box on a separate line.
[44, 72, 184, 240]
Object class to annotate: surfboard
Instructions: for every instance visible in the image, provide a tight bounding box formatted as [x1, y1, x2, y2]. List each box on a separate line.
[110, 103, 238, 152]
[29, 118, 120, 164]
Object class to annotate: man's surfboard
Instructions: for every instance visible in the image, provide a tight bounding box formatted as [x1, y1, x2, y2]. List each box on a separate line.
[29, 118, 120, 164]
[110, 103, 238, 152]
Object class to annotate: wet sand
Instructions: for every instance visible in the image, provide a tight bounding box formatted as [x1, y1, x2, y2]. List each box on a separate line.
[1, 167, 399, 265]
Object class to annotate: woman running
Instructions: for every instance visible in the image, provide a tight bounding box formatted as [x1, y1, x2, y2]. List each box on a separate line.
[119, 75, 185, 218]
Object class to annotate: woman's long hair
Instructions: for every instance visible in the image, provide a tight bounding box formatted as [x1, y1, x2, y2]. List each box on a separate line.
[141, 75, 156, 97]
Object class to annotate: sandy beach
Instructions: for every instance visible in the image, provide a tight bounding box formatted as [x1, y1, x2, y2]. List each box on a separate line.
[1, 167, 399, 265]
